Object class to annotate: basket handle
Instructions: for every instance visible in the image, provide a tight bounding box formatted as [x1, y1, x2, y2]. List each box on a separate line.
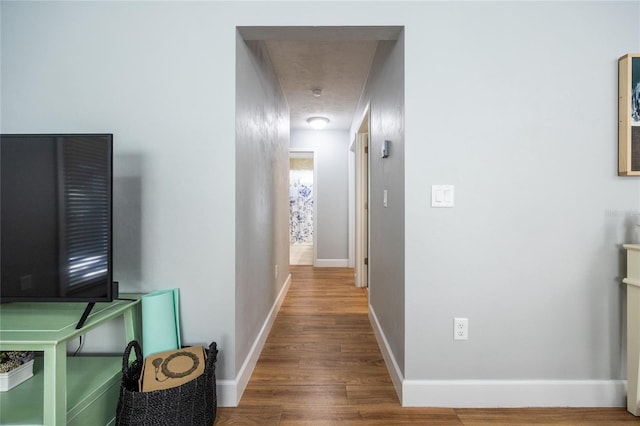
[121, 340, 143, 374]
[206, 342, 218, 371]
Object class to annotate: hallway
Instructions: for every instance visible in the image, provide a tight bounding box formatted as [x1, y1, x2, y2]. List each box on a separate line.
[215, 267, 637, 425]
[216, 266, 401, 424]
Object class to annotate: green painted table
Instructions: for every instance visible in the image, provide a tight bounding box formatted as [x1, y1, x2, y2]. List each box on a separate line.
[0, 296, 141, 425]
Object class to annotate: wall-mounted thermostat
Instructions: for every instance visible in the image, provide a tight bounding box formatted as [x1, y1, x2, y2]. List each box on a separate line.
[381, 140, 390, 158]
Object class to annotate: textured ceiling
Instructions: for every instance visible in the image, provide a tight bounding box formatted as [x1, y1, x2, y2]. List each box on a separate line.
[237, 26, 403, 132]
[265, 40, 378, 131]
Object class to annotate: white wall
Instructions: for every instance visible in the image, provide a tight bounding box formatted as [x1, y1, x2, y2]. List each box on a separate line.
[402, 1, 640, 406]
[291, 130, 350, 263]
[1, 1, 239, 380]
[2, 0, 639, 408]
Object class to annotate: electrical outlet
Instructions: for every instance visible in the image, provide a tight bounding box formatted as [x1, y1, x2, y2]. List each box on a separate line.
[454, 317, 468, 340]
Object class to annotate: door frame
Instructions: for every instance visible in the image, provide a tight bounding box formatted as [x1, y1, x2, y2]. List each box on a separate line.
[289, 149, 318, 266]
[353, 107, 370, 288]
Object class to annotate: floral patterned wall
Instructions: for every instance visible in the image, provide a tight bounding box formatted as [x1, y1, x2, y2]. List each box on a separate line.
[289, 158, 313, 244]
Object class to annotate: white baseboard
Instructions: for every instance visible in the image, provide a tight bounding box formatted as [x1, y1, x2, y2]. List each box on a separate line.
[402, 379, 626, 408]
[368, 305, 404, 401]
[217, 273, 292, 407]
[216, 379, 237, 407]
[314, 258, 349, 267]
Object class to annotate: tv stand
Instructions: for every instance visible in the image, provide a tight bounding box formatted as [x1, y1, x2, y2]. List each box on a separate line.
[0, 295, 141, 425]
[76, 302, 96, 329]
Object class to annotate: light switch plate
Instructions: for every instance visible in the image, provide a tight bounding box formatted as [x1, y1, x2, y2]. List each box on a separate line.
[432, 185, 454, 207]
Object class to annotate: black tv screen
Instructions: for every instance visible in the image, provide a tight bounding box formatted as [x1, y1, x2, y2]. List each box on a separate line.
[1, 134, 113, 302]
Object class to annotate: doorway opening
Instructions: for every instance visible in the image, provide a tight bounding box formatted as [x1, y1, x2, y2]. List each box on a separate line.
[289, 150, 316, 265]
[354, 108, 370, 288]
[235, 25, 405, 405]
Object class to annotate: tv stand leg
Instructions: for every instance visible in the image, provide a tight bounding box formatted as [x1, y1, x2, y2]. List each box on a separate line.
[76, 302, 96, 329]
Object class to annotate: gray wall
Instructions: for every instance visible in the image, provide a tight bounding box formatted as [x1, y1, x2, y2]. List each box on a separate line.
[352, 36, 406, 373]
[235, 36, 290, 375]
[290, 130, 350, 262]
[2, 0, 640, 405]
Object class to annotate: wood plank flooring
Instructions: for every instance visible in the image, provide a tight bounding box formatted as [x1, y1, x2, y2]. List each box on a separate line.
[215, 266, 638, 425]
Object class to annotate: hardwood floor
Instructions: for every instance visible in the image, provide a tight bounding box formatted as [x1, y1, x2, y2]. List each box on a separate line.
[215, 266, 637, 425]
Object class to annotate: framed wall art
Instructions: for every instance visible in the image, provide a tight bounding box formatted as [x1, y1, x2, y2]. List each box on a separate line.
[619, 53, 640, 176]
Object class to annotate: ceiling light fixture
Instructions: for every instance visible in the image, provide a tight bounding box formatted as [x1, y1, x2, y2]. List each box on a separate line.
[312, 88, 322, 97]
[307, 116, 329, 130]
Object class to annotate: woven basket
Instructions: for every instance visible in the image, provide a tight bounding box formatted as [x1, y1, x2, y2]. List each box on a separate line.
[115, 340, 217, 426]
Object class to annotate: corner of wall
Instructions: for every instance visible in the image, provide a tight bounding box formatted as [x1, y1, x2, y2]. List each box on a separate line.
[221, 273, 292, 407]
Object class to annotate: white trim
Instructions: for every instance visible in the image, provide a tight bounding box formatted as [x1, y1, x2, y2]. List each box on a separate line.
[401, 379, 626, 408]
[347, 143, 355, 268]
[349, 104, 370, 273]
[314, 258, 349, 267]
[354, 129, 369, 288]
[220, 273, 292, 406]
[369, 304, 403, 401]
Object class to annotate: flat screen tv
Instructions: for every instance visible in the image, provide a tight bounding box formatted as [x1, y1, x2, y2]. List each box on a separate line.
[1, 134, 113, 318]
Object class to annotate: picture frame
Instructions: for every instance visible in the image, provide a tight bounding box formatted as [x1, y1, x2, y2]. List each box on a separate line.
[619, 53, 640, 176]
